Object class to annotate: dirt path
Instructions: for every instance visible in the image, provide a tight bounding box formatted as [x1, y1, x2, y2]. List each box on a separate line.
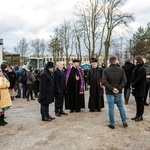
[0, 91, 150, 150]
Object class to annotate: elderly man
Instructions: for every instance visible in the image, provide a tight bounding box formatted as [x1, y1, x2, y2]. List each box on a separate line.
[54, 62, 68, 117]
[102, 57, 128, 129]
[38, 62, 55, 121]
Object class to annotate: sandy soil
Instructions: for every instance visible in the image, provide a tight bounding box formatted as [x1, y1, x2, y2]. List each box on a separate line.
[0, 91, 150, 150]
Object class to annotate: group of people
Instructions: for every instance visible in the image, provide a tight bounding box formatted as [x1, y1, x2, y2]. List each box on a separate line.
[0, 55, 149, 129]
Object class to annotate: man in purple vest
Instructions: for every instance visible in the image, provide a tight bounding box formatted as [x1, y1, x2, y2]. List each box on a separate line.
[65, 59, 85, 113]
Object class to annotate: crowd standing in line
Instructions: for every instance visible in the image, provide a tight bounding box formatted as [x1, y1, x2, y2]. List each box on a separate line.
[0, 55, 150, 129]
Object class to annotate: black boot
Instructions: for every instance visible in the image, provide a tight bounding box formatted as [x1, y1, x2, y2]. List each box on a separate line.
[0, 115, 6, 126]
[1, 114, 8, 125]
[135, 116, 143, 122]
[131, 115, 138, 120]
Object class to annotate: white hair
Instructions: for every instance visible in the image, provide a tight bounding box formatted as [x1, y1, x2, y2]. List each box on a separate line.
[56, 61, 64, 66]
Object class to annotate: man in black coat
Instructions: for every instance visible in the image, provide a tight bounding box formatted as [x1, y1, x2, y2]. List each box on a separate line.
[122, 59, 135, 104]
[38, 62, 55, 121]
[54, 62, 68, 117]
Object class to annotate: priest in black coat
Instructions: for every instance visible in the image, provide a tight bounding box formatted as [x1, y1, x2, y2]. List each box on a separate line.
[65, 59, 85, 112]
[38, 62, 55, 121]
[87, 58, 104, 112]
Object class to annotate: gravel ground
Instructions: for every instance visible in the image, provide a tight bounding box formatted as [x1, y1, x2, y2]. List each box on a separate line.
[0, 91, 150, 150]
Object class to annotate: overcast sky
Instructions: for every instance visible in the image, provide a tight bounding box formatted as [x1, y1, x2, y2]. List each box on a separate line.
[0, 0, 150, 53]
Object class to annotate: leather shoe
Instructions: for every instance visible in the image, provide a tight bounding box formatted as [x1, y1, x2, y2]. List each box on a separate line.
[135, 116, 143, 122]
[97, 109, 101, 112]
[108, 124, 115, 129]
[55, 113, 61, 117]
[31, 98, 35, 100]
[61, 111, 68, 115]
[123, 123, 128, 128]
[42, 118, 52, 121]
[89, 109, 95, 112]
[144, 103, 149, 106]
[70, 110, 74, 113]
[48, 116, 55, 120]
[131, 116, 138, 120]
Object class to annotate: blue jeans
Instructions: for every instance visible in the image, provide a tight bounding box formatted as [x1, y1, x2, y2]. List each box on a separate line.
[106, 94, 127, 126]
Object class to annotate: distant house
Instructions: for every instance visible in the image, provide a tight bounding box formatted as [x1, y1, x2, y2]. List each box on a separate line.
[3, 51, 20, 66]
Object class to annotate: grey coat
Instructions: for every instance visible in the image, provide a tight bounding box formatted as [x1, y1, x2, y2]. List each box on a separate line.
[26, 71, 35, 84]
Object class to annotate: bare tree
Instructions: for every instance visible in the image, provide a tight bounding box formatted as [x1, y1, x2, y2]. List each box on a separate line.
[102, 0, 134, 65]
[49, 37, 62, 64]
[54, 20, 73, 66]
[31, 38, 46, 57]
[72, 20, 83, 63]
[14, 38, 28, 57]
[75, 0, 103, 60]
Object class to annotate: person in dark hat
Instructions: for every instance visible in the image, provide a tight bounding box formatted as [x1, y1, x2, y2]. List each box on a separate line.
[38, 62, 55, 121]
[65, 59, 85, 112]
[87, 58, 104, 112]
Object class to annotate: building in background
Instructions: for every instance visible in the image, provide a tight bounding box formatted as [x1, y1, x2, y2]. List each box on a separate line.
[3, 51, 20, 66]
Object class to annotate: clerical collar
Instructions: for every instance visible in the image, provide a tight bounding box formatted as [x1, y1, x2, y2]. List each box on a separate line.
[72, 66, 77, 69]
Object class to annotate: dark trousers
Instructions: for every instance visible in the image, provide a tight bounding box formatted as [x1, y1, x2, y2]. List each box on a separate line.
[15, 81, 21, 97]
[22, 83, 27, 98]
[27, 84, 34, 99]
[55, 97, 63, 113]
[135, 97, 144, 116]
[124, 87, 131, 103]
[40, 104, 49, 119]
[84, 77, 87, 90]
[144, 83, 149, 104]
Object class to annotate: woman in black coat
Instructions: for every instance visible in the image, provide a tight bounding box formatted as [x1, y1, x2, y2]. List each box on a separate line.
[7, 66, 17, 101]
[38, 62, 55, 121]
[131, 56, 146, 121]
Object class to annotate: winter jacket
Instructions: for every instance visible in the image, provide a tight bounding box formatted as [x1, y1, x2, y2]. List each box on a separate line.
[7, 71, 17, 89]
[0, 72, 12, 109]
[131, 64, 146, 97]
[14, 65, 21, 82]
[54, 68, 65, 98]
[102, 64, 127, 95]
[122, 62, 135, 88]
[143, 64, 150, 84]
[38, 68, 54, 104]
[26, 71, 35, 85]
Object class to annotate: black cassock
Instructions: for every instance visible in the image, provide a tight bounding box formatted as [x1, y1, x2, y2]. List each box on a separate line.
[65, 67, 85, 111]
[88, 67, 104, 111]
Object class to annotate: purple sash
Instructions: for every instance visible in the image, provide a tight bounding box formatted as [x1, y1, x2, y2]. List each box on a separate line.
[66, 66, 84, 93]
